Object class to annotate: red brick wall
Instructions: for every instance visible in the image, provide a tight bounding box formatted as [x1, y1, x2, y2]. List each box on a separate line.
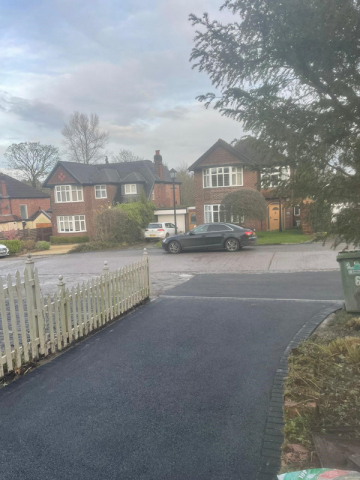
[51, 184, 117, 238]
[11, 198, 50, 218]
[193, 145, 296, 231]
[194, 166, 259, 225]
[153, 183, 180, 208]
[0, 197, 50, 218]
[0, 198, 11, 215]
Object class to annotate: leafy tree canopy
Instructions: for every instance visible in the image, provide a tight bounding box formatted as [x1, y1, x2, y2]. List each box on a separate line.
[221, 189, 267, 224]
[190, 0, 360, 246]
[114, 197, 155, 228]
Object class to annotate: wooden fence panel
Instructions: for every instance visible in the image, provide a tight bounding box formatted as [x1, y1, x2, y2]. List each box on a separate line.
[0, 252, 150, 379]
[7, 274, 21, 369]
[15, 271, 29, 363]
[0, 277, 13, 372]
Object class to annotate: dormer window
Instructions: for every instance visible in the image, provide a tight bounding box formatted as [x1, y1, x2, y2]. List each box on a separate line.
[95, 185, 107, 199]
[124, 184, 137, 195]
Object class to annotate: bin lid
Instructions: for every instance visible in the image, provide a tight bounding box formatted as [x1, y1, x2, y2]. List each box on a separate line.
[336, 250, 360, 261]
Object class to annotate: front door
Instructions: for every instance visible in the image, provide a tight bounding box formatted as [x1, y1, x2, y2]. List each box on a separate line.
[268, 204, 284, 230]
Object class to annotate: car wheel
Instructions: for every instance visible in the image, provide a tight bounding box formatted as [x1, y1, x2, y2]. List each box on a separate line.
[168, 240, 181, 254]
[225, 238, 240, 252]
[165, 232, 170, 238]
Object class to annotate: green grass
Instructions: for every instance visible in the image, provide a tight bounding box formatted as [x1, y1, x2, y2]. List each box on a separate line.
[256, 228, 314, 245]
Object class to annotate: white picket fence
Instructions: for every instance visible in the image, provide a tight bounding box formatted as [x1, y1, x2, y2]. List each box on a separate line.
[0, 250, 150, 378]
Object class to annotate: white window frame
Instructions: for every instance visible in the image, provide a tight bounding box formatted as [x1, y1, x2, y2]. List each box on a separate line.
[294, 205, 301, 216]
[124, 184, 137, 195]
[19, 204, 28, 219]
[55, 185, 83, 203]
[204, 205, 244, 224]
[203, 166, 243, 188]
[204, 204, 222, 223]
[95, 185, 107, 199]
[261, 166, 290, 188]
[57, 215, 86, 233]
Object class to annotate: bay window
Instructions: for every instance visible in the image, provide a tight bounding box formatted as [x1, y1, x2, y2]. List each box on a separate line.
[55, 185, 83, 202]
[57, 215, 86, 233]
[203, 166, 243, 188]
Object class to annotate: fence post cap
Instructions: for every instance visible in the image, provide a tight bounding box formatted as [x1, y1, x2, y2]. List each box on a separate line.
[58, 275, 64, 284]
[103, 261, 109, 271]
[143, 248, 148, 256]
[25, 253, 33, 263]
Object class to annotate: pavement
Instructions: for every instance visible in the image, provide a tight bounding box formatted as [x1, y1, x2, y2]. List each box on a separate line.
[0, 263, 342, 480]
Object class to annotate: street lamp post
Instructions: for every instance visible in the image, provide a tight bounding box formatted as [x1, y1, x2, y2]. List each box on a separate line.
[169, 168, 178, 234]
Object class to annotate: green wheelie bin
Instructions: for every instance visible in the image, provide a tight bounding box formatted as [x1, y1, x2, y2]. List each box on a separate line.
[336, 250, 360, 313]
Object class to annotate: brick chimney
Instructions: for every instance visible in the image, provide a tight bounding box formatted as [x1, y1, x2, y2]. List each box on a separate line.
[154, 150, 163, 180]
[0, 179, 7, 198]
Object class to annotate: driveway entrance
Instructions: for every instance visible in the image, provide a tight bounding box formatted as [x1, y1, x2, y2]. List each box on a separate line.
[0, 271, 341, 480]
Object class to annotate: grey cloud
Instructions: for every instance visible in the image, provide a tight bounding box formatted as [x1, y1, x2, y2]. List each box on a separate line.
[0, 91, 64, 129]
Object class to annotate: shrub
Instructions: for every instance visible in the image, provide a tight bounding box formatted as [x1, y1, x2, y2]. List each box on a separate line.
[221, 189, 267, 224]
[35, 241, 51, 251]
[2, 229, 18, 240]
[50, 235, 89, 244]
[70, 242, 121, 253]
[96, 209, 141, 243]
[114, 199, 155, 228]
[0, 239, 22, 254]
[20, 239, 36, 251]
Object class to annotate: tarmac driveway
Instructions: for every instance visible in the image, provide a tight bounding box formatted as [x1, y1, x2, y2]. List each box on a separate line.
[0, 271, 342, 480]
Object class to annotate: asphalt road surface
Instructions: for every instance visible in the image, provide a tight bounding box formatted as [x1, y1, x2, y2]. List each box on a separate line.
[0, 271, 342, 480]
[0, 242, 342, 297]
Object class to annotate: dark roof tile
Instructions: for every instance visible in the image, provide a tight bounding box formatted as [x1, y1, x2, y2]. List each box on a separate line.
[0, 174, 50, 199]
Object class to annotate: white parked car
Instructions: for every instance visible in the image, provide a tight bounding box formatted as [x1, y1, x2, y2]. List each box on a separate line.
[0, 244, 9, 258]
[144, 222, 176, 241]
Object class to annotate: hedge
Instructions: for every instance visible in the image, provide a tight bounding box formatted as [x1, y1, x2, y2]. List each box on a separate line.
[50, 236, 89, 245]
[0, 239, 22, 254]
[35, 241, 51, 251]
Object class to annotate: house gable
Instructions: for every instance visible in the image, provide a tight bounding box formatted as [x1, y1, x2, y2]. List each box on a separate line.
[189, 139, 258, 171]
[45, 165, 80, 186]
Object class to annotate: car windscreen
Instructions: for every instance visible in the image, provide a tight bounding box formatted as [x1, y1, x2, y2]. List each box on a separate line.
[148, 223, 162, 228]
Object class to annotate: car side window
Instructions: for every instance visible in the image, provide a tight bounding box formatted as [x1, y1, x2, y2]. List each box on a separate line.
[165, 223, 170, 228]
[208, 225, 232, 232]
[191, 224, 208, 234]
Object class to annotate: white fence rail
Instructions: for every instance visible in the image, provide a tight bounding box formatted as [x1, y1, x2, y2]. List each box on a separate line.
[0, 250, 150, 378]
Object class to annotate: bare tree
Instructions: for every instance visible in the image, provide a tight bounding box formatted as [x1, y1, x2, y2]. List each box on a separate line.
[112, 149, 144, 163]
[4, 142, 60, 188]
[176, 161, 194, 206]
[62, 111, 109, 164]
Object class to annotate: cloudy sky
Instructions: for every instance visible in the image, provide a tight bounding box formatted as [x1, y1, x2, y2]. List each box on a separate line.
[0, 0, 244, 170]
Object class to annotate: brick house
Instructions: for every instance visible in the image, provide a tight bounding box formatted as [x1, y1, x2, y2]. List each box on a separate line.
[43, 151, 181, 238]
[189, 139, 298, 231]
[0, 173, 50, 232]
